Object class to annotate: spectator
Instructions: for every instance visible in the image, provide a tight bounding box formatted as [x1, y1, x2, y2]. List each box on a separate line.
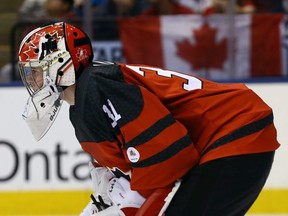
[141, 0, 194, 15]
[206, 0, 279, 14]
[93, 0, 148, 39]
[283, 0, 288, 13]
[205, 0, 242, 14]
[237, 0, 256, 13]
[18, 0, 47, 20]
[45, 0, 78, 19]
[18, 0, 79, 21]
[96, 0, 147, 17]
[74, 0, 106, 17]
[238, 0, 285, 14]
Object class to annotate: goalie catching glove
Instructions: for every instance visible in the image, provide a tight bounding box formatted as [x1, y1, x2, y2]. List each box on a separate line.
[80, 161, 145, 216]
[80, 161, 114, 215]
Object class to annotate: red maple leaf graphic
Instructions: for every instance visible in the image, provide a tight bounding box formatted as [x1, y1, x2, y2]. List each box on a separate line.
[23, 32, 45, 60]
[176, 23, 227, 71]
[22, 26, 63, 61]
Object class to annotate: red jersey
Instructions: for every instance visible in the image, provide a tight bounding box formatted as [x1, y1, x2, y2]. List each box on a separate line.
[70, 62, 279, 197]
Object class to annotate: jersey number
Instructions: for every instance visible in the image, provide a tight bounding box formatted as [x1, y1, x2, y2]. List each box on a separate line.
[126, 65, 202, 91]
[103, 99, 121, 128]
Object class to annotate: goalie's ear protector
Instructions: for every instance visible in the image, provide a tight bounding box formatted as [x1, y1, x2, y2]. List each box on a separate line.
[63, 22, 94, 78]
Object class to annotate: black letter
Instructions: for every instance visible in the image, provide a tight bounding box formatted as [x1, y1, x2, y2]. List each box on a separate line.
[72, 151, 92, 181]
[55, 143, 69, 181]
[25, 151, 49, 180]
[0, 141, 19, 181]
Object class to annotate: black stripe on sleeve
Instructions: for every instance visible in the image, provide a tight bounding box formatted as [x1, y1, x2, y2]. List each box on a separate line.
[130, 134, 192, 168]
[125, 114, 176, 148]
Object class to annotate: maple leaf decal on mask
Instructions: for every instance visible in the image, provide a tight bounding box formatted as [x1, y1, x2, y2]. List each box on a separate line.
[23, 32, 46, 61]
[176, 23, 227, 71]
[22, 24, 64, 61]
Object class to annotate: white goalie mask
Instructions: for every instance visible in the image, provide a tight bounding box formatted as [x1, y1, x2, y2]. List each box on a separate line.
[21, 75, 64, 141]
[18, 22, 93, 141]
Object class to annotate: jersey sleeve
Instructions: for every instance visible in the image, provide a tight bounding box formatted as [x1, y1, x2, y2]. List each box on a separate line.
[118, 86, 199, 196]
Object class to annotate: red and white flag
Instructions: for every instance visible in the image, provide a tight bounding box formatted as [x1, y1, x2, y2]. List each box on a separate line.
[118, 14, 285, 79]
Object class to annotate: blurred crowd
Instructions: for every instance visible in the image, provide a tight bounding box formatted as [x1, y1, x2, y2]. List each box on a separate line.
[13, 0, 288, 44]
[17, 0, 288, 21]
[1, 0, 288, 82]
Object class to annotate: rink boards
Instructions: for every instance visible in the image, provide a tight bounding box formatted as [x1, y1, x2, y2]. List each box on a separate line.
[0, 83, 287, 215]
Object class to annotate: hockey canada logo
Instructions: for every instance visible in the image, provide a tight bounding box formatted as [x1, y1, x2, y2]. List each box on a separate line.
[76, 48, 88, 62]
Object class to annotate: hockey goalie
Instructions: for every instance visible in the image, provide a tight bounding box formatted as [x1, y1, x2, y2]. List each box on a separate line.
[18, 22, 279, 216]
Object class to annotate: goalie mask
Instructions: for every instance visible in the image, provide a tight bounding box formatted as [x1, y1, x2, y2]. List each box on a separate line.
[18, 22, 93, 141]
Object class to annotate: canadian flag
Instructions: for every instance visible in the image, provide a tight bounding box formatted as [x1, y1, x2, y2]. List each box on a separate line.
[118, 14, 285, 80]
